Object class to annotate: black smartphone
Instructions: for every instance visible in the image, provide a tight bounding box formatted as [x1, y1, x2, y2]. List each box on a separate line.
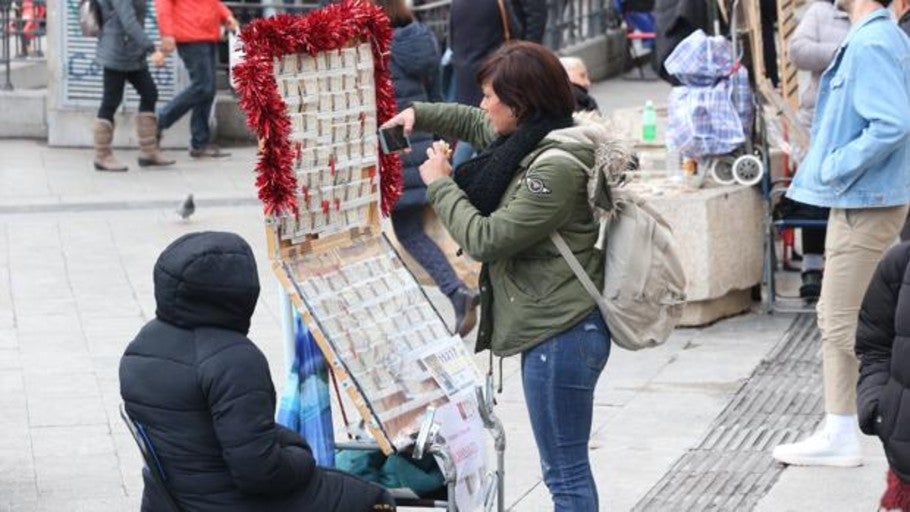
[378, 125, 411, 154]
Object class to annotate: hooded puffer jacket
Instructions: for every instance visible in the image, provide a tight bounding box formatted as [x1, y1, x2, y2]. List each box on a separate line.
[857, 242, 910, 482]
[390, 21, 442, 211]
[120, 231, 392, 511]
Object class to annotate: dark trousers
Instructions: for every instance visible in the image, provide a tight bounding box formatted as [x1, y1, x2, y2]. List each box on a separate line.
[97, 67, 158, 122]
[158, 42, 217, 149]
[802, 228, 826, 256]
[391, 207, 463, 297]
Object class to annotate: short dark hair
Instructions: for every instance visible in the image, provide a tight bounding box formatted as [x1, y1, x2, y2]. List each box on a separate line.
[476, 41, 575, 124]
[374, 0, 414, 27]
[875, 0, 893, 6]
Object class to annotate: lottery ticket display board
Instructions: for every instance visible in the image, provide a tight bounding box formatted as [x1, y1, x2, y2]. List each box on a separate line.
[237, 3, 484, 456]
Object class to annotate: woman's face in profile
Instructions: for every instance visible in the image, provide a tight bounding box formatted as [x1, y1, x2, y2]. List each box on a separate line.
[480, 82, 518, 136]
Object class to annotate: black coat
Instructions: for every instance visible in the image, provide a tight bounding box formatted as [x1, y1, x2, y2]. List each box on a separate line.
[651, 0, 708, 84]
[512, 0, 548, 44]
[857, 242, 910, 482]
[120, 231, 390, 511]
[449, 0, 546, 107]
[450, 0, 503, 107]
[390, 21, 442, 211]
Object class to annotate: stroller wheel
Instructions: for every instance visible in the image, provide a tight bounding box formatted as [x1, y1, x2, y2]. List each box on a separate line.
[732, 154, 764, 186]
[709, 157, 736, 185]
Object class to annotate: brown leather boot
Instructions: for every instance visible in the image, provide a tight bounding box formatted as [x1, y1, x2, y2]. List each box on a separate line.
[136, 113, 175, 167]
[93, 119, 128, 172]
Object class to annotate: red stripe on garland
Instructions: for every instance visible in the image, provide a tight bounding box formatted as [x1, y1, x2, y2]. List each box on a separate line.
[234, 0, 402, 216]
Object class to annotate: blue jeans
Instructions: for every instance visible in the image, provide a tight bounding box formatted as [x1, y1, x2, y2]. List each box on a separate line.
[158, 42, 217, 150]
[521, 310, 611, 512]
[452, 141, 475, 168]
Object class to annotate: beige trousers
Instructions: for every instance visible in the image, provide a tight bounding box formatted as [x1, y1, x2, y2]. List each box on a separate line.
[818, 205, 908, 415]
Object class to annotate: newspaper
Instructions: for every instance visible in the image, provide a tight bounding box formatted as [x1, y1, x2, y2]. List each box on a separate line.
[434, 390, 488, 511]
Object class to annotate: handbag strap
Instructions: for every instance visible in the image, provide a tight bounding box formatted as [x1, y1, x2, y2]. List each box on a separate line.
[496, 0, 512, 42]
[549, 232, 610, 317]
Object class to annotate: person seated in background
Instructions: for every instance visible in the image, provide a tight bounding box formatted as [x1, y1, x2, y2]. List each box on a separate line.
[856, 242, 910, 512]
[560, 57, 600, 114]
[120, 231, 395, 511]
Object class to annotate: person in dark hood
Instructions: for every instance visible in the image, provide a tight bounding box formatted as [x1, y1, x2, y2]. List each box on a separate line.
[377, 0, 480, 337]
[119, 231, 395, 511]
[856, 242, 910, 511]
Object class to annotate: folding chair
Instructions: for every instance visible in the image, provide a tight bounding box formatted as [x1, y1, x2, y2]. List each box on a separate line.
[760, 166, 826, 314]
[119, 404, 185, 512]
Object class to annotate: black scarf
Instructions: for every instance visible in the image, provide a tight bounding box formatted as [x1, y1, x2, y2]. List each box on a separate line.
[453, 115, 574, 216]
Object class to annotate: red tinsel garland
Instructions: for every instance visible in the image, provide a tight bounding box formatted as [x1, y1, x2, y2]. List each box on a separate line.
[233, 1, 402, 216]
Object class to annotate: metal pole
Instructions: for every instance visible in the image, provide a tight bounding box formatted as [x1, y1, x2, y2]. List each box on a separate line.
[278, 285, 297, 375]
[1, 0, 13, 91]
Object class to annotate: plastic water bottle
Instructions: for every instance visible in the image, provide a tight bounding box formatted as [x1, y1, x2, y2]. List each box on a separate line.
[642, 100, 657, 143]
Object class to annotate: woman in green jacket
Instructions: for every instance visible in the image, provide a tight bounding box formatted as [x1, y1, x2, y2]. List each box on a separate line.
[383, 41, 611, 512]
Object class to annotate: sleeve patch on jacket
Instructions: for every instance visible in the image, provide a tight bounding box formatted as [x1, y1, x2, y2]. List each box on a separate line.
[526, 177, 552, 195]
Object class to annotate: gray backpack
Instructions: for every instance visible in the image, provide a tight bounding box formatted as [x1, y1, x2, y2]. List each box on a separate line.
[535, 147, 688, 351]
[79, 0, 102, 37]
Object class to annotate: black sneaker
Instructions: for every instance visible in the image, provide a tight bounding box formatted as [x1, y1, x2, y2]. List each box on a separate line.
[799, 270, 822, 301]
[189, 144, 231, 158]
[450, 287, 480, 337]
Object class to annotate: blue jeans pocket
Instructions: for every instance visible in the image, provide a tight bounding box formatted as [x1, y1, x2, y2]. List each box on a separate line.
[577, 314, 610, 372]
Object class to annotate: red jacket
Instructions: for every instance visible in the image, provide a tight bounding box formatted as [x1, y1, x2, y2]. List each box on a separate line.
[155, 0, 232, 43]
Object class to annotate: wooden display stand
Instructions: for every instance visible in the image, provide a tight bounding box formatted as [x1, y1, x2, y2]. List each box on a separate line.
[234, 7, 506, 508]
[260, 44, 480, 454]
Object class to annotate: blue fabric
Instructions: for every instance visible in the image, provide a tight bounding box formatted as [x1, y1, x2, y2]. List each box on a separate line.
[521, 310, 610, 512]
[787, 9, 910, 209]
[158, 42, 217, 149]
[390, 22, 442, 211]
[391, 208, 462, 297]
[451, 140, 475, 168]
[276, 315, 335, 468]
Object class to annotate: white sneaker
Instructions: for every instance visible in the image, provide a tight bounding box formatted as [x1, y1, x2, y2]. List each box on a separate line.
[772, 428, 863, 467]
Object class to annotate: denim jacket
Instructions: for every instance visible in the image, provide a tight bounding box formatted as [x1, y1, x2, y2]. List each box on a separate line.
[787, 9, 910, 209]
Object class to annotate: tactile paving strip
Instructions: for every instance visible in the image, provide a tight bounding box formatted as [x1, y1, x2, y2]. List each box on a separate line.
[632, 314, 822, 511]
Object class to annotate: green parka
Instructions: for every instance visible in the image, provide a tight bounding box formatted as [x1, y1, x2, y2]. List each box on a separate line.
[413, 102, 606, 356]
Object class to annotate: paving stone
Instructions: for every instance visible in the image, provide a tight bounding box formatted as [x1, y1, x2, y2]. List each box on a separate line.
[27, 395, 107, 427]
[30, 424, 115, 459]
[34, 453, 123, 498]
[24, 372, 100, 398]
[0, 329, 18, 349]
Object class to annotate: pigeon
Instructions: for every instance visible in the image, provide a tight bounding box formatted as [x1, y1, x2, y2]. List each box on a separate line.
[176, 194, 195, 220]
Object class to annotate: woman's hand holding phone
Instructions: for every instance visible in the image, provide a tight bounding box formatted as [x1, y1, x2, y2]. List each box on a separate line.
[380, 107, 415, 137]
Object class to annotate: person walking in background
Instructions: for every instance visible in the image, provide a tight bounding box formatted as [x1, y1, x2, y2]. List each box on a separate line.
[784, 0, 850, 299]
[93, 0, 174, 172]
[560, 56, 600, 113]
[154, 0, 237, 158]
[448, 0, 547, 167]
[376, 0, 479, 336]
[856, 242, 910, 512]
[772, 0, 910, 468]
[120, 231, 396, 511]
[382, 42, 614, 511]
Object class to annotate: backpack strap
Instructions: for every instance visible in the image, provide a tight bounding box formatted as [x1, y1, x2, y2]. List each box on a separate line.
[549, 232, 610, 321]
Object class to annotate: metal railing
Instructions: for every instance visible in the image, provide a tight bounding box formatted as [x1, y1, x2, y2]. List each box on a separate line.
[1, 0, 46, 90]
[412, 0, 618, 51]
